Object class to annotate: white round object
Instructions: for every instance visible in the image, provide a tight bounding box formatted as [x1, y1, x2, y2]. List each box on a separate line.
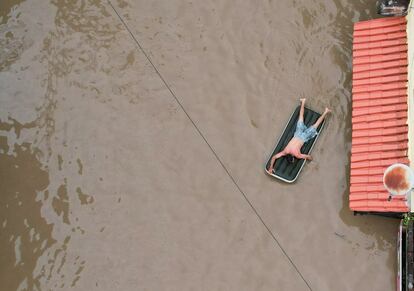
[383, 163, 414, 196]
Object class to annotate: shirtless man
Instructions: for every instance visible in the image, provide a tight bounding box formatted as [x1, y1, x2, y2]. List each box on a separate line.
[266, 98, 331, 174]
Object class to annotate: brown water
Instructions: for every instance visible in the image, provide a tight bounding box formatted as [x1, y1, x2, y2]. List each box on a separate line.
[0, 0, 400, 290]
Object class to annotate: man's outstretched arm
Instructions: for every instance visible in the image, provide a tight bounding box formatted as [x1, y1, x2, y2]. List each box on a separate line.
[267, 151, 287, 173]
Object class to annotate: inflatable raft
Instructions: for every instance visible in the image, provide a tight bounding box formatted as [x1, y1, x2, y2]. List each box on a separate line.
[265, 105, 325, 183]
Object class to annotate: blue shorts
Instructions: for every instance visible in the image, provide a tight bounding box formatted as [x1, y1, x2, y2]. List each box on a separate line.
[294, 121, 318, 143]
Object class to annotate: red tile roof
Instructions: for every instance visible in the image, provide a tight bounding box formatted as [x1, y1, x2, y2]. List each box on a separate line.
[350, 16, 409, 213]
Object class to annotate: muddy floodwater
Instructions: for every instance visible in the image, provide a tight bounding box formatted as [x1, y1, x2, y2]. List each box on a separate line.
[0, 0, 401, 290]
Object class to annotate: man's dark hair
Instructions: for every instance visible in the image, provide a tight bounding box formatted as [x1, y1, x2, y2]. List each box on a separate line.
[286, 155, 295, 164]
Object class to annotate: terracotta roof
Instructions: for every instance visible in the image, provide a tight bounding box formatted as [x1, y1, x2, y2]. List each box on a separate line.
[350, 16, 409, 213]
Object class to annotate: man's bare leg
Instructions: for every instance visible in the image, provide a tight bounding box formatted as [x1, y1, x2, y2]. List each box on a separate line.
[299, 98, 306, 122]
[312, 107, 331, 128]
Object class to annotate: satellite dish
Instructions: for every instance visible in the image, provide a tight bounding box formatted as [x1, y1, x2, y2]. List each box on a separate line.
[383, 163, 414, 201]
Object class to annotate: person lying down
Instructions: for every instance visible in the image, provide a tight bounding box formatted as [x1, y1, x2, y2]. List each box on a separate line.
[266, 98, 331, 174]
